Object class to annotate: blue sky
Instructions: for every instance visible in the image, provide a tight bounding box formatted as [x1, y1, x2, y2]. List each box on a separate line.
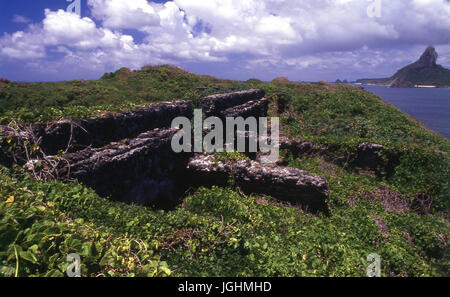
[1, 0, 449, 82]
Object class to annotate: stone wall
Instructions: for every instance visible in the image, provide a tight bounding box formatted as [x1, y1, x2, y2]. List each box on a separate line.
[49, 128, 189, 208]
[221, 98, 268, 119]
[35, 101, 193, 155]
[202, 89, 265, 117]
[279, 138, 400, 176]
[187, 154, 329, 213]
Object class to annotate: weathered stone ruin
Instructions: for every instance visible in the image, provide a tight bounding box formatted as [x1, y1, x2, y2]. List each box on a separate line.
[280, 137, 327, 159]
[352, 142, 399, 176]
[35, 101, 193, 155]
[0, 89, 332, 212]
[220, 99, 268, 119]
[279, 138, 400, 176]
[53, 129, 189, 209]
[202, 89, 266, 118]
[187, 154, 329, 213]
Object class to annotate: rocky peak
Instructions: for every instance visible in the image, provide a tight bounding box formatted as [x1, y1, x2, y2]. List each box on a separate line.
[416, 45, 438, 68]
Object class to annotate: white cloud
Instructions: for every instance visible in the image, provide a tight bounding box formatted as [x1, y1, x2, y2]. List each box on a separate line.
[43, 9, 105, 49]
[88, 0, 160, 29]
[0, 27, 46, 59]
[0, 0, 449, 81]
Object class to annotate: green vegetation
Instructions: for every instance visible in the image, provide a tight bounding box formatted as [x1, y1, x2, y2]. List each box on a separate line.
[0, 65, 449, 277]
[212, 152, 250, 163]
[0, 167, 171, 277]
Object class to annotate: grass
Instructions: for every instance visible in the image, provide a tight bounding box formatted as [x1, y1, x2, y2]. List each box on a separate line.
[0, 65, 449, 277]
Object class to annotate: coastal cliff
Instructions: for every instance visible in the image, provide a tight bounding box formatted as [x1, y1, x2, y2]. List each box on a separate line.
[357, 46, 450, 88]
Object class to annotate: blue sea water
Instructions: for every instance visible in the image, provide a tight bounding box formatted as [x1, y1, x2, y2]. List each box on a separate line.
[360, 85, 450, 139]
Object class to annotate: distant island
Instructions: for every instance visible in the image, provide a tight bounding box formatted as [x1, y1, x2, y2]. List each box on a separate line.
[357, 46, 450, 88]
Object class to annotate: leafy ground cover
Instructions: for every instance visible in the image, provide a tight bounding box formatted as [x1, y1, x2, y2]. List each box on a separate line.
[0, 66, 448, 276]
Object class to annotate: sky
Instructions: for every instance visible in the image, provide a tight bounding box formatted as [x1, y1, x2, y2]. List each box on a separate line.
[0, 0, 449, 82]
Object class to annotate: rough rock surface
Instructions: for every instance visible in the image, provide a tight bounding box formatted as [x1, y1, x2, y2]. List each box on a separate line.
[280, 137, 327, 158]
[202, 89, 265, 117]
[353, 142, 400, 176]
[353, 142, 386, 172]
[277, 137, 351, 166]
[35, 100, 193, 155]
[187, 154, 329, 212]
[221, 98, 268, 119]
[279, 138, 399, 176]
[416, 45, 438, 68]
[52, 128, 191, 208]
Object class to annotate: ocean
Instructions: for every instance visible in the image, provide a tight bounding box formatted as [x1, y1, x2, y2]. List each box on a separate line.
[360, 85, 450, 139]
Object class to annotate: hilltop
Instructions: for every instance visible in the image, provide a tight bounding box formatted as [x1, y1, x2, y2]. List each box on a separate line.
[357, 46, 450, 88]
[0, 65, 249, 123]
[0, 65, 449, 277]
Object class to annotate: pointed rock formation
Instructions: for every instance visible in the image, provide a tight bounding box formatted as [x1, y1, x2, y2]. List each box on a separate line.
[416, 45, 438, 68]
